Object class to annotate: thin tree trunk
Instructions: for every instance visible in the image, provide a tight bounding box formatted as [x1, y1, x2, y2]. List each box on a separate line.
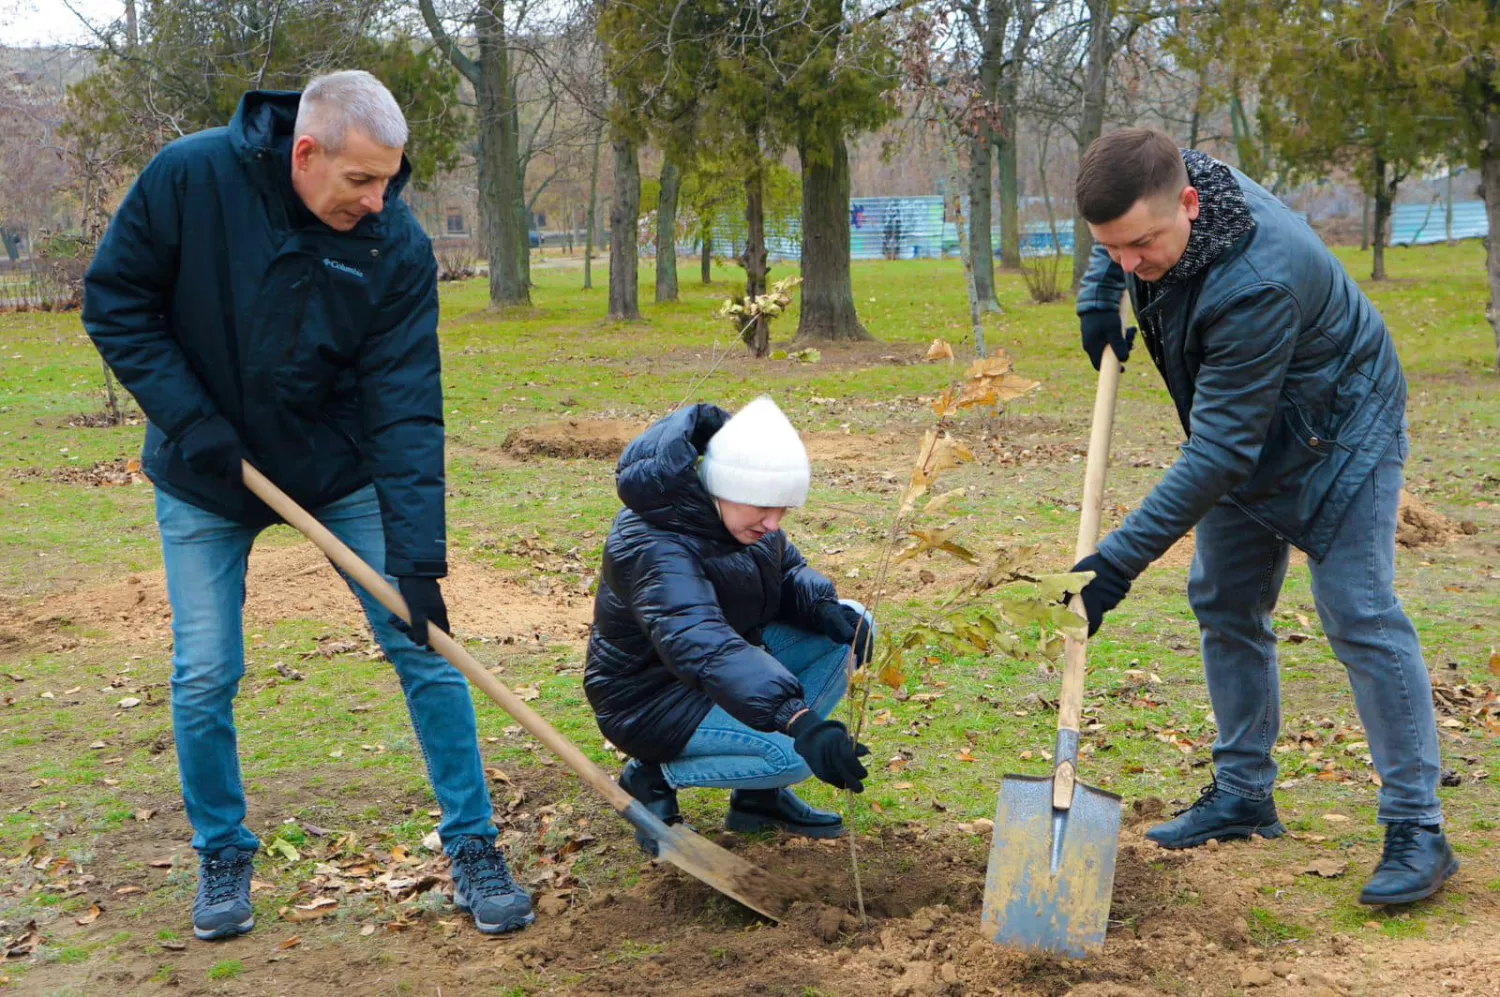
[1446, 166, 1455, 245]
[944, 144, 985, 358]
[1072, 0, 1113, 290]
[512, 78, 531, 288]
[607, 95, 641, 321]
[101, 355, 122, 425]
[701, 221, 713, 283]
[476, 9, 528, 308]
[1361, 192, 1371, 251]
[1484, 109, 1500, 369]
[996, 130, 1021, 272]
[125, 0, 139, 48]
[969, 129, 999, 306]
[796, 125, 871, 342]
[743, 161, 770, 356]
[584, 120, 603, 290]
[997, 0, 1033, 272]
[656, 158, 680, 303]
[1372, 152, 1389, 282]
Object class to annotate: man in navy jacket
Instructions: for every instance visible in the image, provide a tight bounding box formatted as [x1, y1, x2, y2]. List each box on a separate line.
[84, 71, 532, 940]
[1068, 128, 1452, 907]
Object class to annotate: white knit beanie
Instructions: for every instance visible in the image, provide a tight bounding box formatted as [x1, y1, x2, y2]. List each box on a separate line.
[699, 396, 811, 508]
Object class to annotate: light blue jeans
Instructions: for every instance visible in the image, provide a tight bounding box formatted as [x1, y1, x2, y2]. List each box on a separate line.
[155, 485, 495, 855]
[661, 601, 869, 791]
[1188, 432, 1443, 825]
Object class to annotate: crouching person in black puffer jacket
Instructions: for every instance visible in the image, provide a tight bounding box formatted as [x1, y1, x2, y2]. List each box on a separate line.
[585, 397, 874, 846]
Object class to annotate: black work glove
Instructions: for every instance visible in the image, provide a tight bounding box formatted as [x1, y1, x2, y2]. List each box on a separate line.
[178, 415, 243, 483]
[1080, 313, 1136, 371]
[817, 602, 875, 667]
[788, 713, 871, 793]
[1064, 553, 1133, 637]
[395, 576, 450, 648]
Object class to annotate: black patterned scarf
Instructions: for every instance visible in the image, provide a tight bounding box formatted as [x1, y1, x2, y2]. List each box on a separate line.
[1160, 150, 1256, 286]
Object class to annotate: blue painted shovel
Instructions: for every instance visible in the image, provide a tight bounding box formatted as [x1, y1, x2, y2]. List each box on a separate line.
[981, 355, 1124, 957]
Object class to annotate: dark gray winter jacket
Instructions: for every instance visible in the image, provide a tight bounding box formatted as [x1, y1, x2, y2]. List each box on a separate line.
[1077, 160, 1407, 572]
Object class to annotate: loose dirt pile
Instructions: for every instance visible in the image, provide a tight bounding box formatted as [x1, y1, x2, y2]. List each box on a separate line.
[1396, 489, 1465, 549]
[501, 419, 649, 461]
[0, 542, 592, 653]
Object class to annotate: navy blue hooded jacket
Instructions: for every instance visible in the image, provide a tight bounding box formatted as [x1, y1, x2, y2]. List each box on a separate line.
[584, 405, 840, 764]
[82, 90, 446, 577]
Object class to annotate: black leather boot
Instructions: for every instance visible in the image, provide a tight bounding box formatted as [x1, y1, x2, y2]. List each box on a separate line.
[1359, 822, 1458, 905]
[1145, 778, 1286, 849]
[619, 759, 685, 855]
[726, 787, 845, 839]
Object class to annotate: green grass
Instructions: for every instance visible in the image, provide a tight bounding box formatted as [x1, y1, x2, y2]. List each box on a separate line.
[1, 244, 1497, 992]
[207, 959, 244, 981]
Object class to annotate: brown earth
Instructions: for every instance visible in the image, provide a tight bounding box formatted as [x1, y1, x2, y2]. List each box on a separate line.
[0, 542, 592, 654]
[17, 798, 1498, 996]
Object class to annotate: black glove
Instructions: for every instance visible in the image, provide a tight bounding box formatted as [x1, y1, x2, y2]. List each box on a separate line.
[395, 576, 450, 648]
[788, 713, 871, 793]
[1080, 313, 1136, 371]
[1064, 553, 1133, 637]
[817, 602, 874, 667]
[178, 415, 243, 483]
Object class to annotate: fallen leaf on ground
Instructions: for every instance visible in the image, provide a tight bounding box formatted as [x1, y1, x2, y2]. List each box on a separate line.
[74, 903, 103, 925]
[1490, 649, 1500, 677]
[293, 897, 337, 911]
[277, 935, 302, 950]
[160, 940, 186, 952]
[148, 859, 174, 869]
[924, 338, 955, 362]
[118, 697, 141, 708]
[360, 923, 376, 936]
[134, 809, 155, 822]
[115, 885, 145, 896]
[421, 831, 442, 852]
[1321, 813, 1349, 823]
[514, 686, 541, 702]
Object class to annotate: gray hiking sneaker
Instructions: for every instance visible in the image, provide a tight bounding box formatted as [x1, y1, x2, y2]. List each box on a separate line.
[448, 836, 534, 935]
[193, 846, 255, 941]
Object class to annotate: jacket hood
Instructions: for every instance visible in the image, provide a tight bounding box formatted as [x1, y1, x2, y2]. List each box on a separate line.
[228, 89, 413, 213]
[616, 404, 735, 541]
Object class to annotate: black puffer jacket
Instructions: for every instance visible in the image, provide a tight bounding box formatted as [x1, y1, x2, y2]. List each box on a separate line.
[584, 404, 838, 764]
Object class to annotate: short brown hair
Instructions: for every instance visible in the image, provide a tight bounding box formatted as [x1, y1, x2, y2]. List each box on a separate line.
[1075, 128, 1188, 224]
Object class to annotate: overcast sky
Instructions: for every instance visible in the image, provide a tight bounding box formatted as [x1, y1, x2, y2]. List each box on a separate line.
[0, 0, 123, 47]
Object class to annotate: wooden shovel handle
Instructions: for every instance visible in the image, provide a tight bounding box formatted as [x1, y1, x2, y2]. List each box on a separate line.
[241, 461, 636, 814]
[1052, 353, 1123, 809]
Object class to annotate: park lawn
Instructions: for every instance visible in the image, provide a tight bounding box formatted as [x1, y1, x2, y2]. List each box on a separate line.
[0, 242, 1496, 995]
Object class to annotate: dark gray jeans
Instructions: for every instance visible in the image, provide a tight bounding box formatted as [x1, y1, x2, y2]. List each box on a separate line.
[1187, 431, 1443, 825]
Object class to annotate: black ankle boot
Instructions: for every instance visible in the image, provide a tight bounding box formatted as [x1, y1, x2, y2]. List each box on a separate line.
[619, 759, 684, 855]
[1359, 823, 1458, 905]
[1145, 778, 1286, 849]
[726, 787, 845, 839]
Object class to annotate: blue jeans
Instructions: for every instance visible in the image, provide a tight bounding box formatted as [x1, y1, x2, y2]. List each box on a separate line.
[1188, 432, 1443, 825]
[660, 601, 869, 791]
[156, 485, 495, 855]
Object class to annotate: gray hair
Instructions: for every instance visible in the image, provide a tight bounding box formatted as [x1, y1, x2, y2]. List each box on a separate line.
[295, 70, 408, 152]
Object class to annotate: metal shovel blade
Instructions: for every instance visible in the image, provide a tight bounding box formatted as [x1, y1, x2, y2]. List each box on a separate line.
[625, 802, 794, 921]
[981, 774, 1122, 957]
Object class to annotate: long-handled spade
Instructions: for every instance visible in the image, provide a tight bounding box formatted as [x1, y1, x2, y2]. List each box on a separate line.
[242, 461, 793, 922]
[981, 351, 1125, 957]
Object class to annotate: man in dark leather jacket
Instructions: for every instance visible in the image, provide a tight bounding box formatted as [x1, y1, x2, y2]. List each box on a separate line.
[1069, 128, 1452, 906]
[586, 398, 874, 845]
[84, 72, 530, 940]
